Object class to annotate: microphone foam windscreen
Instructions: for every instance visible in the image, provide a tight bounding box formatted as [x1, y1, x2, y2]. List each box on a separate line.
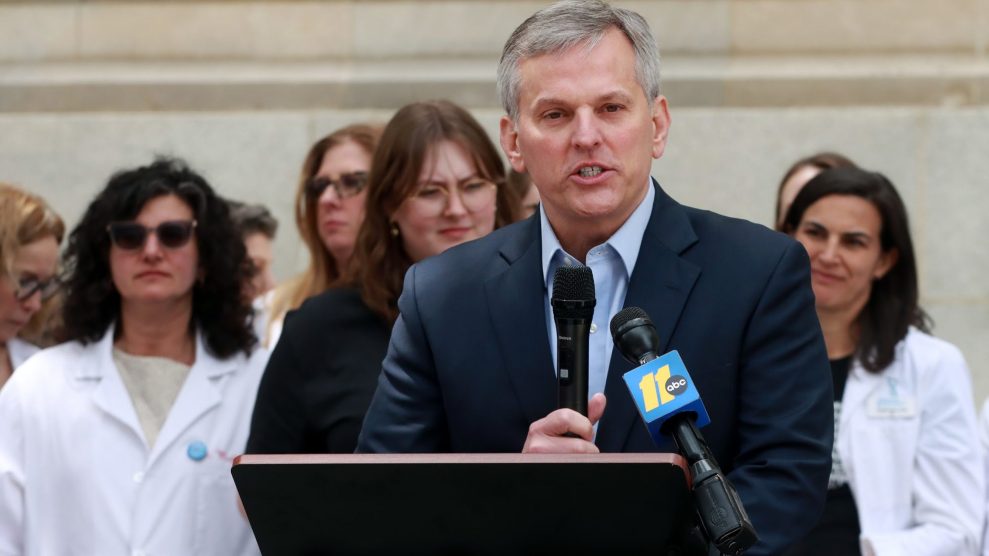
[610, 306, 649, 339]
[552, 265, 595, 302]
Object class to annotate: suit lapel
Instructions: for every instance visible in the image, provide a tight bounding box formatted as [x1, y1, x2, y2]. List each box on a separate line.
[597, 183, 701, 452]
[484, 217, 556, 426]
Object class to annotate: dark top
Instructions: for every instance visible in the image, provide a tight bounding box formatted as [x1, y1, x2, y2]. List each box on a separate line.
[246, 287, 391, 454]
[786, 356, 860, 556]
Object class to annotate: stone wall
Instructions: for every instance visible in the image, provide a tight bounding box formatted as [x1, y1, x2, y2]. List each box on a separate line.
[1, 0, 986, 401]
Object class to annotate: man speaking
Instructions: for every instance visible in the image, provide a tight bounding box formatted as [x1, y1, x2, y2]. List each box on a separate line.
[357, 1, 832, 553]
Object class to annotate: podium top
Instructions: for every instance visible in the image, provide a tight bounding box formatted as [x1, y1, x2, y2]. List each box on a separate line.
[234, 452, 692, 556]
[234, 452, 688, 468]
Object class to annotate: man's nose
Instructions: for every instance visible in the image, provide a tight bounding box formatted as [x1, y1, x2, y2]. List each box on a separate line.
[571, 109, 603, 150]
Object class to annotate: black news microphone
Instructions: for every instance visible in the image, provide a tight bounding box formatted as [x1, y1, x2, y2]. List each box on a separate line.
[551, 265, 595, 416]
[611, 307, 758, 556]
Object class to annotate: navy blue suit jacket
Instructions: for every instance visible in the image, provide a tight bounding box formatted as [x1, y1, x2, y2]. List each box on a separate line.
[358, 182, 832, 554]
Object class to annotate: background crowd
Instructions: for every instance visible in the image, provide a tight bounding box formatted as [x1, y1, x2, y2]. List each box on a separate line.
[0, 1, 987, 555]
[3, 114, 987, 556]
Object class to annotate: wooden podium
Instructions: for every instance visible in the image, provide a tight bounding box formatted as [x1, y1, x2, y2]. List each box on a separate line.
[233, 453, 691, 555]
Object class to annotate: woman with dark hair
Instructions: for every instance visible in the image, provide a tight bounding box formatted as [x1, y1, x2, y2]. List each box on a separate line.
[247, 100, 519, 454]
[0, 183, 64, 386]
[775, 151, 857, 229]
[781, 167, 983, 555]
[0, 158, 267, 555]
[506, 169, 540, 218]
[260, 123, 382, 347]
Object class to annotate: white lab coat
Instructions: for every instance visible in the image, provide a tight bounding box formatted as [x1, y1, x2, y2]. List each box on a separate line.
[0, 325, 268, 556]
[979, 398, 989, 556]
[6, 338, 39, 370]
[838, 328, 984, 556]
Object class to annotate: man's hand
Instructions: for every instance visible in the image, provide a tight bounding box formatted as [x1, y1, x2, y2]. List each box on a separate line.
[522, 393, 607, 453]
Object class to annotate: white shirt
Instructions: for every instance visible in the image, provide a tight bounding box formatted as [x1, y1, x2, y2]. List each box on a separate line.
[541, 182, 654, 402]
[0, 325, 268, 556]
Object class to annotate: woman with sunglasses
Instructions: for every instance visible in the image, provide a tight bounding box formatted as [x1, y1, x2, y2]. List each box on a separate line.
[259, 123, 382, 347]
[0, 183, 64, 388]
[781, 167, 983, 556]
[0, 158, 267, 555]
[247, 100, 519, 454]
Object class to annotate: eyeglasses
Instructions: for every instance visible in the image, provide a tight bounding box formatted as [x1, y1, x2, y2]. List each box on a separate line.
[405, 180, 498, 216]
[14, 275, 61, 302]
[305, 172, 369, 200]
[107, 220, 198, 250]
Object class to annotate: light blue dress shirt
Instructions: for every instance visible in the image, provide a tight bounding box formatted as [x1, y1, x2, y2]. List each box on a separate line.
[541, 182, 655, 410]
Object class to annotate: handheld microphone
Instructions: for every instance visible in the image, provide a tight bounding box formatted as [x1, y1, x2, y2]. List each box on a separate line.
[610, 307, 758, 556]
[551, 265, 595, 416]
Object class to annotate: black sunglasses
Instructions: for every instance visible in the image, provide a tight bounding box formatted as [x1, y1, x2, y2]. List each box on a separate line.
[107, 220, 198, 250]
[14, 275, 61, 302]
[305, 172, 369, 200]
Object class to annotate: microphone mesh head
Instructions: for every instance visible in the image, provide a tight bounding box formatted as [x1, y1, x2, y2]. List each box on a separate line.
[552, 265, 595, 301]
[610, 306, 650, 339]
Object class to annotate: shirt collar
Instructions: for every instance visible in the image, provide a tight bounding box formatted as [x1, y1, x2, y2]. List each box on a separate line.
[540, 179, 655, 285]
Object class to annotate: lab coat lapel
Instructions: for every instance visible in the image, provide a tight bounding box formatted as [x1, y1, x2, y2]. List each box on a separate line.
[839, 359, 884, 432]
[147, 333, 234, 466]
[87, 327, 146, 446]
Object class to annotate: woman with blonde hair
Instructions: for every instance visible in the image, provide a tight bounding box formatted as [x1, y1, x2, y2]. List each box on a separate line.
[260, 123, 382, 346]
[248, 100, 519, 454]
[0, 183, 64, 386]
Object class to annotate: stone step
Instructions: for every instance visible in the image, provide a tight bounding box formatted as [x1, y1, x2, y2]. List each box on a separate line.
[2, 54, 987, 112]
[1, 1, 984, 62]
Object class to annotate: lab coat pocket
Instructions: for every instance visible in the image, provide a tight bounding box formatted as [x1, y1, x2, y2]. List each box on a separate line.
[849, 418, 919, 530]
[194, 462, 258, 555]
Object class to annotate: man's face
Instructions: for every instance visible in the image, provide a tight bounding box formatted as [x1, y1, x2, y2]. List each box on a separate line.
[500, 27, 670, 238]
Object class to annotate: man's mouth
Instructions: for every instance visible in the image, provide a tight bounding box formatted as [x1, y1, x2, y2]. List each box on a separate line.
[578, 166, 603, 178]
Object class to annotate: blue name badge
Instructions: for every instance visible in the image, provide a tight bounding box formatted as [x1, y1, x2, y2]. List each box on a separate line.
[622, 350, 710, 441]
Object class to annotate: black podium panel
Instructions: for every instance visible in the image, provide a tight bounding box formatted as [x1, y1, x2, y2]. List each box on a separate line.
[233, 453, 691, 556]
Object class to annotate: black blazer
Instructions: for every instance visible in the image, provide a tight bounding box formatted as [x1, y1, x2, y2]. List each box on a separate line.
[357, 182, 833, 555]
[247, 287, 391, 454]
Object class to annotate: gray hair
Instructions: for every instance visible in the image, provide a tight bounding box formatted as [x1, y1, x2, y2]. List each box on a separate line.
[227, 199, 279, 239]
[497, 0, 661, 121]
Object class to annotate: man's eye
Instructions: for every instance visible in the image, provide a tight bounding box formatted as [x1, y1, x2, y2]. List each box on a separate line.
[604, 104, 623, 113]
[543, 111, 563, 120]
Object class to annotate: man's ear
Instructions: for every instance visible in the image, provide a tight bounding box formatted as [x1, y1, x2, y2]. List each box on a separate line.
[500, 115, 526, 173]
[650, 95, 671, 160]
